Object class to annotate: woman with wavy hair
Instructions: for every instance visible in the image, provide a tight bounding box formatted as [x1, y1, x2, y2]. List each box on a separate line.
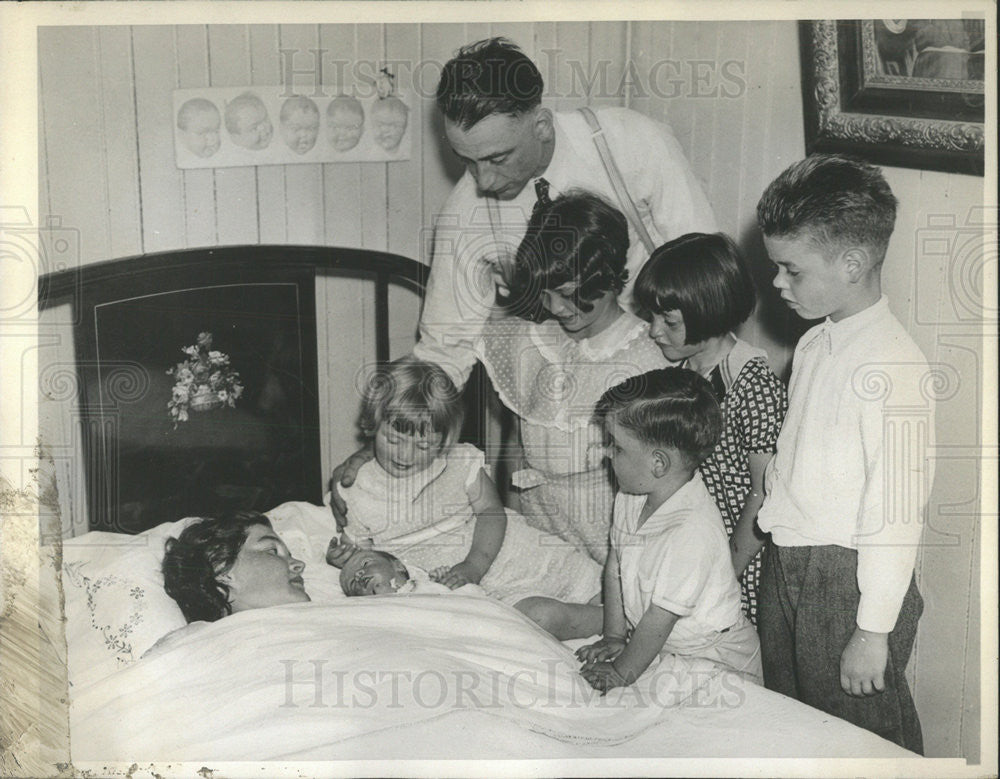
[162, 511, 309, 623]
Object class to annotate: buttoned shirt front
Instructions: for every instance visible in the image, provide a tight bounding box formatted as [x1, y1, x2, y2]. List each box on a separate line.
[757, 296, 935, 633]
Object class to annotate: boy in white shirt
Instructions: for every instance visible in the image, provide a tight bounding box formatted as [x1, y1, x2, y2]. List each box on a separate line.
[755, 155, 933, 752]
[518, 368, 762, 693]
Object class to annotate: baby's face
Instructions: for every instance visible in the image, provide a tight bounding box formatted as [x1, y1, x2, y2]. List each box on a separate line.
[231, 104, 273, 150]
[340, 551, 408, 596]
[181, 109, 221, 158]
[372, 100, 408, 151]
[328, 107, 364, 151]
[281, 108, 320, 154]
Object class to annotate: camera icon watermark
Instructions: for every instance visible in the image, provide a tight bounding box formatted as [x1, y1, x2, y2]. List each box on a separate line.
[419, 204, 536, 326]
[914, 206, 997, 327]
[1, 206, 80, 324]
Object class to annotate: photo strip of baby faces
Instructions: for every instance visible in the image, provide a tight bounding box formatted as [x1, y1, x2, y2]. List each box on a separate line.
[173, 86, 411, 168]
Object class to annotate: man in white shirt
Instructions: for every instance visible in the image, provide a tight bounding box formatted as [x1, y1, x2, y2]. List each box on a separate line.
[330, 37, 715, 522]
[414, 36, 717, 388]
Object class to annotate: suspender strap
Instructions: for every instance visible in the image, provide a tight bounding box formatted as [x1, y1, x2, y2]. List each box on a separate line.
[578, 106, 656, 254]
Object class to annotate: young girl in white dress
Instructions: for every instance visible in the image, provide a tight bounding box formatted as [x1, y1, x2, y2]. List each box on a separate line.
[330, 356, 601, 608]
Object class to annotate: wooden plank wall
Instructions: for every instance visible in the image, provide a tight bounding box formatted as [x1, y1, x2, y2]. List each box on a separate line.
[38, 20, 983, 760]
[38, 23, 634, 473]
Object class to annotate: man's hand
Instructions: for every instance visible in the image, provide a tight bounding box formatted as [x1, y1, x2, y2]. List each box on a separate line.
[327, 445, 374, 530]
[575, 636, 627, 665]
[840, 627, 889, 697]
[580, 660, 629, 695]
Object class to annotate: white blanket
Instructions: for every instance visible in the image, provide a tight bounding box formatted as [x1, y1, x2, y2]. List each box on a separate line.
[71, 594, 758, 761]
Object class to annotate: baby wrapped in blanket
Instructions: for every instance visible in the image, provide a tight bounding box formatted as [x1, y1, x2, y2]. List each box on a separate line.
[333, 356, 601, 609]
[338, 442, 600, 606]
[327, 537, 481, 597]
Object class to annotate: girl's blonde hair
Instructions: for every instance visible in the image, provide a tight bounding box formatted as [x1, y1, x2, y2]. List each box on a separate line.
[358, 356, 464, 450]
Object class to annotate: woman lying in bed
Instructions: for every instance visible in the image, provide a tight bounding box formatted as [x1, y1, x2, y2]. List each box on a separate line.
[162, 511, 311, 622]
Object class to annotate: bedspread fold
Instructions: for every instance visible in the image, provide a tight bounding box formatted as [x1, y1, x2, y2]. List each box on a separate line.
[71, 596, 741, 761]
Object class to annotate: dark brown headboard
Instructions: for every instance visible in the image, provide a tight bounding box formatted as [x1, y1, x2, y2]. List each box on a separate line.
[38, 245, 431, 534]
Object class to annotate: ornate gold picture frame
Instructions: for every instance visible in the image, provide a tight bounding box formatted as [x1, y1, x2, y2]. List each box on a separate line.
[800, 19, 985, 175]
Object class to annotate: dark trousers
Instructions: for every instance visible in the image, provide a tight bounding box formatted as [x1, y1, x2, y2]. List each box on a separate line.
[758, 541, 924, 754]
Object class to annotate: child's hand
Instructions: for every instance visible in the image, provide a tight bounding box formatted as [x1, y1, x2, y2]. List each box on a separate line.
[434, 561, 482, 589]
[840, 627, 889, 697]
[325, 533, 372, 568]
[575, 636, 627, 665]
[580, 660, 629, 695]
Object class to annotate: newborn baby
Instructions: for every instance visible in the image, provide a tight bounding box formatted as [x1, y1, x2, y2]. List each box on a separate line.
[327, 535, 458, 596]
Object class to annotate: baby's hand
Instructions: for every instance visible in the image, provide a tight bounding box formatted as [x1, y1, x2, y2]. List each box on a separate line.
[575, 636, 627, 665]
[580, 660, 628, 695]
[434, 561, 482, 589]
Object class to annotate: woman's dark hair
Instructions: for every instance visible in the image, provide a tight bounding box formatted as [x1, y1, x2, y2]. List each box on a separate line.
[162, 511, 272, 623]
[500, 190, 630, 323]
[633, 232, 756, 344]
[435, 37, 544, 130]
[594, 367, 723, 468]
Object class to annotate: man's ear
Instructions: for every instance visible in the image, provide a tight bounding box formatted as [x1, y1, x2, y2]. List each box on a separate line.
[651, 448, 671, 479]
[841, 247, 870, 282]
[532, 107, 554, 143]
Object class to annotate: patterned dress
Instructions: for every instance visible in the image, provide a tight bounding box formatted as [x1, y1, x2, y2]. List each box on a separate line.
[476, 311, 668, 563]
[694, 337, 788, 625]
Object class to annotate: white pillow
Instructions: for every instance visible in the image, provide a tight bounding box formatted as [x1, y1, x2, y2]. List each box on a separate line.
[62, 520, 192, 691]
[62, 501, 344, 691]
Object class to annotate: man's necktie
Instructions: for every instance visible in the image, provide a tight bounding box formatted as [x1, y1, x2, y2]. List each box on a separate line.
[532, 177, 552, 219]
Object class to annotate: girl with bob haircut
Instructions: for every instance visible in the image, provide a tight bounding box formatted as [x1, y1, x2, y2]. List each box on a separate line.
[634, 232, 788, 624]
[476, 191, 667, 562]
[162, 511, 309, 623]
[333, 355, 602, 605]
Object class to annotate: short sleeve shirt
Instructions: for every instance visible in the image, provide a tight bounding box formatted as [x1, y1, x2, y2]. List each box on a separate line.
[612, 473, 744, 648]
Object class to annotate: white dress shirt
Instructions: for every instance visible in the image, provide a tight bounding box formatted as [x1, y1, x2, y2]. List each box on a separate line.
[757, 296, 935, 633]
[414, 106, 717, 387]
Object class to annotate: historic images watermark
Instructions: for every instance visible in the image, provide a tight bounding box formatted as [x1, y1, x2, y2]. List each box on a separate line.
[279, 49, 747, 101]
[279, 658, 752, 712]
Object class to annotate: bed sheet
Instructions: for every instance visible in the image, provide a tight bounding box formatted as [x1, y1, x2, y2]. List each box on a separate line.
[69, 592, 914, 763]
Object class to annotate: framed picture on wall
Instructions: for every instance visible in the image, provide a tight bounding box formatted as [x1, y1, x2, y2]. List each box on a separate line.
[799, 19, 985, 175]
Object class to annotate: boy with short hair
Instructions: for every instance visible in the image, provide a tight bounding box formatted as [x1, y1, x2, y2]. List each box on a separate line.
[755, 154, 934, 753]
[518, 367, 762, 693]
